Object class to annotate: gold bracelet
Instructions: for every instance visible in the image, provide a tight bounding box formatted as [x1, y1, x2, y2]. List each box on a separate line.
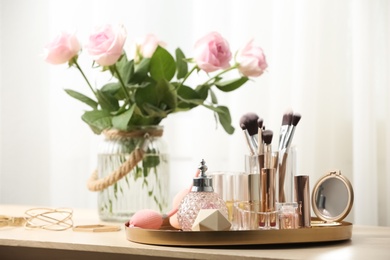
[24, 207, 73, 231]
[0, 215, 27, 227]
[73, 224, 121, 232]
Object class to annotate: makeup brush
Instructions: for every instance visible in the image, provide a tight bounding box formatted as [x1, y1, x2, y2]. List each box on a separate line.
[257, 118, 264, 155]
[262, 129, 273, 168]
[240, 122, 255, 155]
[278, 109, 293, 151]
[240, 113, 259, 154]
[279, 112, 301, 202]
[260, 130, 275, 217]
[284, 113, 302, 150]
[243, 112, 260, 147]
[242, 113, 259, 147]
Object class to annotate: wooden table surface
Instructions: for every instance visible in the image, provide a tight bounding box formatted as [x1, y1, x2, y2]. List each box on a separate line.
[0, 204, 389, 260]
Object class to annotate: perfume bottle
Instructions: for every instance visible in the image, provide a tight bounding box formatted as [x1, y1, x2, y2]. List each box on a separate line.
[177, 159, 229, 231]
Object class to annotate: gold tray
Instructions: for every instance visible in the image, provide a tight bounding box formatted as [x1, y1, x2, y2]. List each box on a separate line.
[125, 220, 353, 246]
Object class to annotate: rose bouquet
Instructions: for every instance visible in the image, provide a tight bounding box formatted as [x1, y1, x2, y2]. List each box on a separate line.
[44, 24, 267, 135]
[44, 25, 267, 220]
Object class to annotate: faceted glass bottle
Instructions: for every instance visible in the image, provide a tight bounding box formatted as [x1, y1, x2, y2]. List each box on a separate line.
[177, 159, 228, 231]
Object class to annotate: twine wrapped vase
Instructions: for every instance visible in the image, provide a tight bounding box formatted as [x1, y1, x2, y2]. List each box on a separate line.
[87, 126, 169, 222]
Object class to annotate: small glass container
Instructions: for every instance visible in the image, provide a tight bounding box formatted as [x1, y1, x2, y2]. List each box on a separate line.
[177, 160, 229, 231]
[277, 202, 299, 229]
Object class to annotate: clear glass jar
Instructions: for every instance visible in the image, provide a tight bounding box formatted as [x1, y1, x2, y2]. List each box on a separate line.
[97, 126, 169, 222]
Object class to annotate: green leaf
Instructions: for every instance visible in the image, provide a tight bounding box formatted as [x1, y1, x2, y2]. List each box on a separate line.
[195, 84, 209, 100]
[101, 82, 127, 100]
[64, 89, 98, 109]
[115, 54, 134, 84]
[131, 58, 150, 84]
[203, 105, 235, 135]
[81, 110, 112, 134]
[176, 85, 202, 110]
[215, 106, 235, 134]
[142, 103, 169, 118]
[215, 77, 249, 92]
[134, 79, 176, 115]
[96, 89, 120, 112]
[149, 46, 176, 81]
[129, 113, 161, 126]
[134, 81, 158, 110]
[101, 83, 121, 94]
[175, 48, 188, 79]
[112, 104, 136, 131]
[209, 89, 218, 104]
[156, 79, 177, 110]
[143, 151, 160, 169]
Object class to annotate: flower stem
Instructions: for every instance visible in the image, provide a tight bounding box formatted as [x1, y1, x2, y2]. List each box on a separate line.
[73, 58, 97, 97]
[176, 66, 197, 91]
[111, 64, 132, 106]
[203, 64, 238, 86]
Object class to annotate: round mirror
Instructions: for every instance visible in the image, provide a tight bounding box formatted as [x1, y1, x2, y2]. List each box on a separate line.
[311, 170, 354, 223]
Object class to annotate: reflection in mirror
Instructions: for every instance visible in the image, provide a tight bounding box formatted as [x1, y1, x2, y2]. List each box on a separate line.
[315, 179, 348, 217]
[312, 171, 353, 223]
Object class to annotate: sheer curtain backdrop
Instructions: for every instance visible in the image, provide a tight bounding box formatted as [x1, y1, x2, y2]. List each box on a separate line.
[0, 0, 389, 226]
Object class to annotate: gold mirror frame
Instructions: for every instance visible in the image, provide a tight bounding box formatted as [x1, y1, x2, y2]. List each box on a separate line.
[311, 170, 354, 223]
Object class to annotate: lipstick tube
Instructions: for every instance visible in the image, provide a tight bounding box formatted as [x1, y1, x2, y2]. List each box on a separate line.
[294, 175, 311, 228]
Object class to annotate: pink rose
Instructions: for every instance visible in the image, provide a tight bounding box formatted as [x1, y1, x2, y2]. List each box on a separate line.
[193, 32, 232, 73]
[43, 32, 80, 65]
[236, 39, 268, 77]
[133, 34, 165, 62]
[85, 24, 127, 66]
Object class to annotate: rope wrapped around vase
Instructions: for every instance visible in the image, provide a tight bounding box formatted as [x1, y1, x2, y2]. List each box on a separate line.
[87, 128, 163, 192]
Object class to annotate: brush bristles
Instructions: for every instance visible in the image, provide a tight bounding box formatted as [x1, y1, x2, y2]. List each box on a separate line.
[257, 118, 263, 128]
[240, 123, 247, 130]
[241, 112, 259, 136]
[262, 130, 273, 145]
[239, 115, 247, 126]
[282, 109, 293, 125]
[292, 113, 301, 126]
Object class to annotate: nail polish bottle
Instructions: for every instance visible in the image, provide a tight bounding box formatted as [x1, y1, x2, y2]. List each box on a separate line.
[177, 159, 229, 231]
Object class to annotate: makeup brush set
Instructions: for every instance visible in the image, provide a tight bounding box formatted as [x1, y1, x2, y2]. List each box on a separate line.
[239, 109, 301, 162]
[236, 109, 304, 229]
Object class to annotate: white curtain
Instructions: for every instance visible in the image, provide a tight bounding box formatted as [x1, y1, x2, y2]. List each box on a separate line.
[0, 0, 389, 226]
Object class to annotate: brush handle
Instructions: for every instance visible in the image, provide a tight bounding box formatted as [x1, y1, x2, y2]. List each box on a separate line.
[278, 125, 289, 151]
[257, 128, 263, 155]
[284, 126, 296, 150]
[250, 134, 259, 153]
[278, 151, 288, 202]
[243, 130, 256, 155]
[264, 144, 272, 169]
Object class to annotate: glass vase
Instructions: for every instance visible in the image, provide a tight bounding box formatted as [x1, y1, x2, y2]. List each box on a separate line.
[96, 126, 169, 222]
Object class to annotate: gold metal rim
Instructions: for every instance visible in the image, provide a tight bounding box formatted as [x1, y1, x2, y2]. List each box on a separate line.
[311, 170, 354, 223]
[125, 220, 352, 246]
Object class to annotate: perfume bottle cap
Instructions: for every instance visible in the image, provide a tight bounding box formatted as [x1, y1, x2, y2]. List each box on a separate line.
[192, 159, 214, 192]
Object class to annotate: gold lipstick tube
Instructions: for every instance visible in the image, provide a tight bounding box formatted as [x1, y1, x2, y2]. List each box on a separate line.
[294, 175, 311, 228]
